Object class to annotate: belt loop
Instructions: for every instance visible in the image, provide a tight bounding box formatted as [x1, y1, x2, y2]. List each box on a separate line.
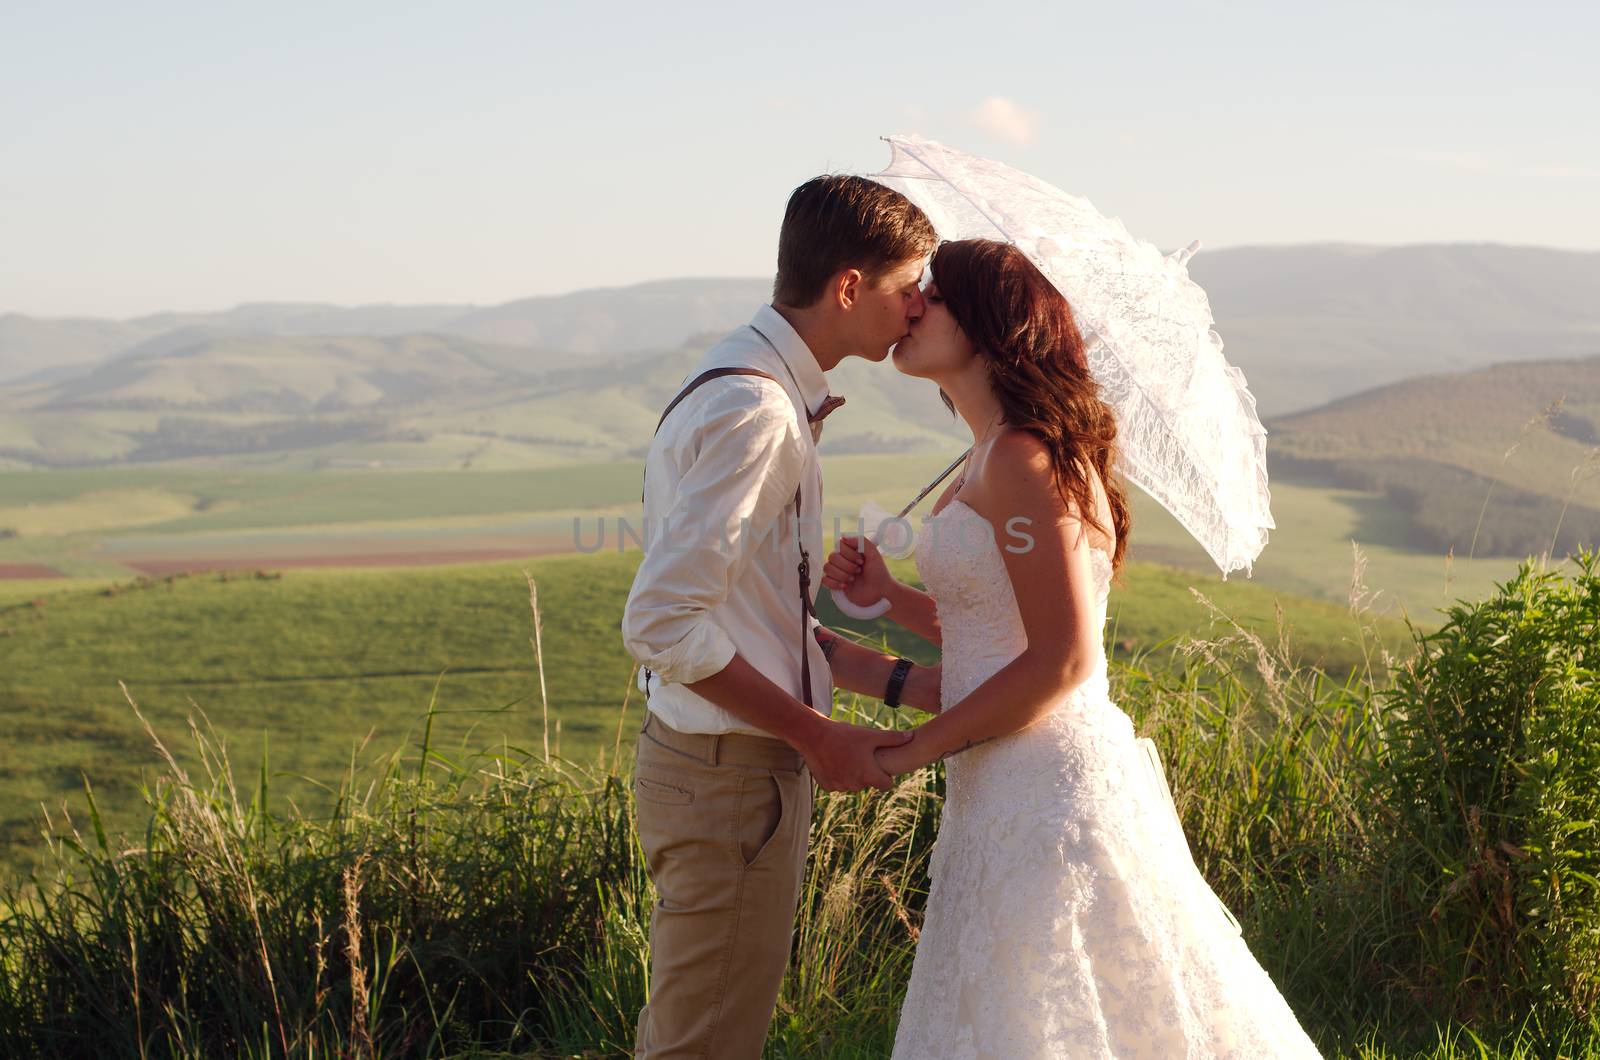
[707, 733, 722, 767]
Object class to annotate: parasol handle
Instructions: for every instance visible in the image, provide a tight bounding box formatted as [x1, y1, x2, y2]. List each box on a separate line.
[826, 454, 970, 622]
[830, 585, 893, 621]
[829, 528, 894, 618]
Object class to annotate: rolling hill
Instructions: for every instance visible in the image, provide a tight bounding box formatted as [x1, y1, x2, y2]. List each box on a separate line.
[0, 332, 568, 467]
[0, 279, 773, 386]
[437, 277, 772, 352]
[1187, 243, 1600, 414]
[2, 243, 1597, 470]
[1267, 354, 1600, 556]
[0, 303, 476, 386]
[34, 332, 554, 412]
[0, 328, 966, 469]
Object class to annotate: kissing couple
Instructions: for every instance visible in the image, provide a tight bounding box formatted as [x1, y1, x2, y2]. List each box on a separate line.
[621, 172, 1323, 1058]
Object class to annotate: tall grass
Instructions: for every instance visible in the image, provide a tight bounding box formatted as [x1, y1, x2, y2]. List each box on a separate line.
[2, 555, 1598, 1057]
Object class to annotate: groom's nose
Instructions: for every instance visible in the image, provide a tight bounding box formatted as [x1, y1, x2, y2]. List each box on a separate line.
[906, 287, 926, 322]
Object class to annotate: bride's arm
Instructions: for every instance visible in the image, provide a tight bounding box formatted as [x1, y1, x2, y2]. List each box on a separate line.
[881, 578, 942, 645]
[814, 627, 941, 713]
[876, 432, 1103, 774]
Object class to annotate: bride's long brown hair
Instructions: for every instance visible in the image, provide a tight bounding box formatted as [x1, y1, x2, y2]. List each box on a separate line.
[932, 238, 1131, 572]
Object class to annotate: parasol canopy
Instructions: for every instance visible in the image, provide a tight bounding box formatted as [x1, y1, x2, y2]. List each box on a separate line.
[872, 135, 1273, 578]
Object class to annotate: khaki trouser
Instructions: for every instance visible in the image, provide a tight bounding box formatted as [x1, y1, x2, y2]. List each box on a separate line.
[632, 711, 813, 1059]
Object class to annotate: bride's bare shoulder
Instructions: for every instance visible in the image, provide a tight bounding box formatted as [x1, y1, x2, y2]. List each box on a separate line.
[970, 429, 1059, 508]
[974, 428, 1115, 550]
[973, 428, 1053, 486]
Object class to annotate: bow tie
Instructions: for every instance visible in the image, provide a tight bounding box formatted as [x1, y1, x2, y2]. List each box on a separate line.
[808, 394, 844, 443]
[809, 394, 846, 424]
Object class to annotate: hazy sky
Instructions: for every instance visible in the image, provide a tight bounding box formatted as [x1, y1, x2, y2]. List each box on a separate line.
[3, 0, 1596, 319]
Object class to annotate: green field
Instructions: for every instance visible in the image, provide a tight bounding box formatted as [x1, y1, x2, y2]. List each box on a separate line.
[0, 545, 1413, 879]
[0, 449, 1552, 881]
[0, 456, 966, 576]
[1125, 477, 1524, 620]
[0, 453, 1539, 617]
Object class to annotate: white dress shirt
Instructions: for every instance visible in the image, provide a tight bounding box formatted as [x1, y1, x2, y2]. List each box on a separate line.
[621, 305, 834, 737]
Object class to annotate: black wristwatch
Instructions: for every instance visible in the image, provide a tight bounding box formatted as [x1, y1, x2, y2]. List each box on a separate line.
[884, 657, 914, 708]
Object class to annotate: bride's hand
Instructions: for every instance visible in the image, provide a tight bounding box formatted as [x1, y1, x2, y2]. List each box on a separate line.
[874, 734, 925, 777]
[822, 534, 895, 609]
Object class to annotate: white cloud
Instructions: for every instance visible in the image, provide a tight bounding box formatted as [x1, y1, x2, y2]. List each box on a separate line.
[969, 96, 1040, 145]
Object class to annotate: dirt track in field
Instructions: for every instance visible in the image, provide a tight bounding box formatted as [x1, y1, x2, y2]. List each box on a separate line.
[122, 546, 571, 576]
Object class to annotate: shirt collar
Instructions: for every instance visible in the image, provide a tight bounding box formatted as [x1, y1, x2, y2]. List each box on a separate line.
[749, 304, 830, 418]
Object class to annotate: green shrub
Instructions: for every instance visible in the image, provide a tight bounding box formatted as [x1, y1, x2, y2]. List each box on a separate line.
[1371, 551, 1600, 1030]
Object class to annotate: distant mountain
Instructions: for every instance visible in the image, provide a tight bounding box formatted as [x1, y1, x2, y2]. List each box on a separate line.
[3, 245, 1598, 468]
[0, 314, 164, 385]
[0, 281, 770, 386]
[438, 277, 772, 352]
[126, 302, 478, 340]
[393, 334, 963, 465]
[1190, 244, 1600, 414]
[0, 326, 963, 468]
[17, 332, 557, 415]
[1267, 354, 1600, 556]
[8, 245, 1598, 414]
[0, 303, 478, 386]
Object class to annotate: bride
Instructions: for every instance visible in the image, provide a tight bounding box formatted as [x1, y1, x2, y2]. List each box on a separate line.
[820, 239, 1324, 1058]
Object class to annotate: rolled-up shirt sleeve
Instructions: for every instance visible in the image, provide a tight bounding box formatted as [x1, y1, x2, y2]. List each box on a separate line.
[622, 382, 802, 685]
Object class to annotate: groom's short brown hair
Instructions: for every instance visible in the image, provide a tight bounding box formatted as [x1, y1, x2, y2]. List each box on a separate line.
[773, 175, 937, 308]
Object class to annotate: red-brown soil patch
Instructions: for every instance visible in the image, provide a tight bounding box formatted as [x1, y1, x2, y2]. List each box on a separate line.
[0, 564, 63, 579]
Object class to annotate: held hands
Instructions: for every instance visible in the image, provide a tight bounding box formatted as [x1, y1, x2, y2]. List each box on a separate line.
[822, 534, 896, 612]
[874, 736, 926, 778]
[800, 719, 913, 793]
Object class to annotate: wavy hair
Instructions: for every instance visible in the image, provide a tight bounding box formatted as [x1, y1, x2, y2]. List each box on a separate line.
[931, 238, 1131, 572]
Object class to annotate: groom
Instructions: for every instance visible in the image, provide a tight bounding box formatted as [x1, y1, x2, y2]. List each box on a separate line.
[621, 174, 938, 1058]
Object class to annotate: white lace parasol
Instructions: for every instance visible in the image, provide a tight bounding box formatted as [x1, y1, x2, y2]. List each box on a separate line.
[873, 135, 1274, 577]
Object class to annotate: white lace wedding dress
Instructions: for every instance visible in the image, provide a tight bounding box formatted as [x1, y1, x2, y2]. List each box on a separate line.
[891, 500, 1323, 1059]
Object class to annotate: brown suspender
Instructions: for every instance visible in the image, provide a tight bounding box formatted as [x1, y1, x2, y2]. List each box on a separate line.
[644, 367, 817, 709]
[651, 367, 779, 437]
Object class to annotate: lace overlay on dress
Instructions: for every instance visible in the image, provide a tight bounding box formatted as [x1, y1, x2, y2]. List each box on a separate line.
[890, 500, 1322, 1059]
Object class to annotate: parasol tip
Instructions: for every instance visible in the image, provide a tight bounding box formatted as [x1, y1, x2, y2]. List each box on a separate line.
[1168, 239, 1202, 267]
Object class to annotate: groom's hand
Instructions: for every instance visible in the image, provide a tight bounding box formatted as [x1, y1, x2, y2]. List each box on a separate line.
[799, 720, 912, 792]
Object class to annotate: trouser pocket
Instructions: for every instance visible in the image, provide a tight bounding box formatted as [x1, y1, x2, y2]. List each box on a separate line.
[736, 770, 788, 869]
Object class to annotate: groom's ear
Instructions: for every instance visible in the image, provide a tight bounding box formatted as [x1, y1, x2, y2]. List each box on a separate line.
[833, 268, 864, 311]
